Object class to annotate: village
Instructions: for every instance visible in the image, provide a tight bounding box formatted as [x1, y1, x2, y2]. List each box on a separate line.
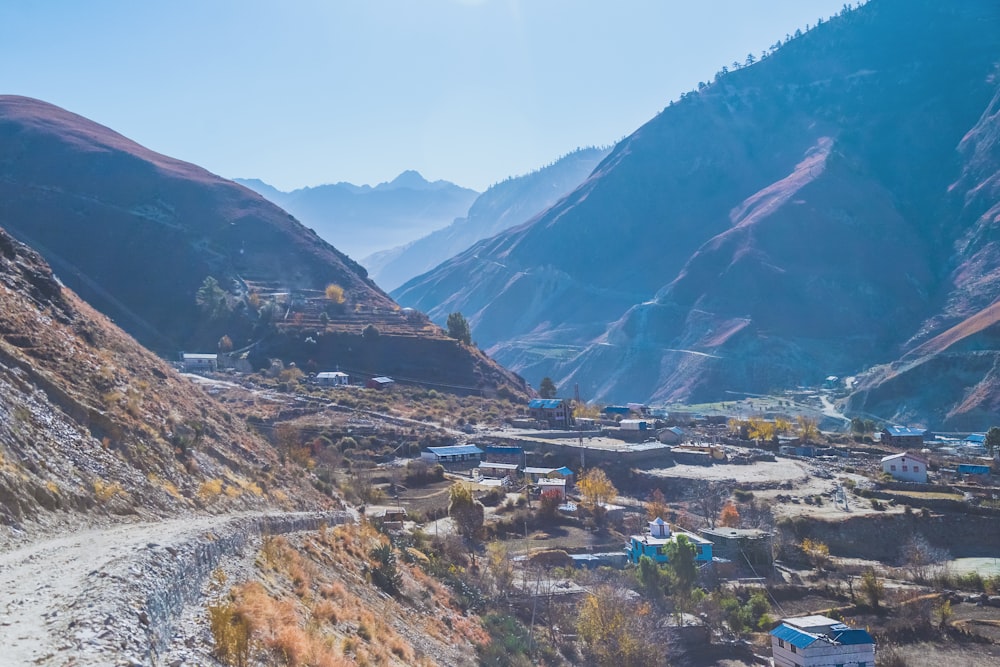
[182, 355, 1000, 666]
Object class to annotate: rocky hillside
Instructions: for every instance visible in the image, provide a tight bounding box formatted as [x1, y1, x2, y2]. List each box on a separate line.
[394, 0, 1000, 428]
[236, 170, 478, 261]
[0, 96, 527, 399]
[0, 227, 329, 538]
[371, 147, 609, 291]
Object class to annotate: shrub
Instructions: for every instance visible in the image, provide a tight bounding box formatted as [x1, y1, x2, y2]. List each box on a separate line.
[207, 600, 252, 667]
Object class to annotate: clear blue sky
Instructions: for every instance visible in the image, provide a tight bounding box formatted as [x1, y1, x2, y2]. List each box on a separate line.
[1, 1, 848, 191]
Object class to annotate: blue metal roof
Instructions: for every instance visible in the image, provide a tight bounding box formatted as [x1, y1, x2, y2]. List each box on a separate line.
[966, 433, 986, 444]
[771, 624, 817, 649]
[426, 445, 483, 457]
[828, 628, 874, 646]
[529, 399, 565, 409]
[885, 425, 925, 437]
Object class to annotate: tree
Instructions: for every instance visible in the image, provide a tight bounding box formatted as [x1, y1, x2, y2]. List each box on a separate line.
[901, 535, 949, 582]
[801, 538, 830, 570]
[797, 416, 819, 442]
[985, 426, 1000, 454]
[196, 276, 231, 320]
[645, 488, 669, 521]
[745, 52, 756, 66]
[747, 417, 776, 445]
[577, 585, 659, 667]
[665, 534, 699, 607]
[324, 283, 346, 304]
[537, 489, 562, 522]
[362, 323, 380, 340]
[859, 567, 884, 610]
[449, 483, 485, 552]
[636, 555, 669, 601]
[538, 377, 557, 399]
[719, 502, 741, 528]
[217, 334, 233, 352]
[694, 484, 727, 528]
[577, 468, 617, 509]
[446, 312, 472, 345]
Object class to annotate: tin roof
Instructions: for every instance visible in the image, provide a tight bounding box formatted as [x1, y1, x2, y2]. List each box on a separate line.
[528, 398, 565, 409]
[426, 445, 483, 457]
[884, 425, 925, 437]
[771, 623, 818, 649]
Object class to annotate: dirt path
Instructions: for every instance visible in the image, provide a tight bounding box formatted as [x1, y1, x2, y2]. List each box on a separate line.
[0, 511, 352, 666]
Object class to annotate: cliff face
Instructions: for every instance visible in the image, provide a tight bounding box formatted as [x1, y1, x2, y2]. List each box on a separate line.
[394, 1, 1000, 427]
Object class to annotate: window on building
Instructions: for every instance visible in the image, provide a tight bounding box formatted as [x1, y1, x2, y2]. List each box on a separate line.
[903, 465, 908, 471]
[891, 465, 896, 471]
[778, 639, 785, 648]
[791, 645, 797, 654]
[914, 466, 921, 472]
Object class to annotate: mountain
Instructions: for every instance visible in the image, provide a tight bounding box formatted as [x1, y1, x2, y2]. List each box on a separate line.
[235, 171, 478, 260]
[393, 0, 1000, 428]
[0, 226, 328, 533]
[0, 96, 528, 399]
[370, 147, 610, 291]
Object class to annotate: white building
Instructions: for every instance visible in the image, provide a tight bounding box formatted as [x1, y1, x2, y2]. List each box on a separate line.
[880, 452, 928, 483]
[316, 371, 349, 387]
[181, 353, 218, 373]
[771, 615, 875, 667]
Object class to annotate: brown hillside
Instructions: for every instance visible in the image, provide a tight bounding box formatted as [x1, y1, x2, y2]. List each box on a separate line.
[0, 227, 330, 538]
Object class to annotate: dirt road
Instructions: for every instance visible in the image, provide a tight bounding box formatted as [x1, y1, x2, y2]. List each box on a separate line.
[0, 511, 353, 666]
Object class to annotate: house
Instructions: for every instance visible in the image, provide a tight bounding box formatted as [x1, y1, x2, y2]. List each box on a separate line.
[536, 477, 567, 500]
[658, 426, 685, 444]
[475, 461, 520, 480]
[420, 444, 483, 464]
[366, 376, 395, 390]
[524, 466, 575, 488]
[316, 371, 349, 387]
[181, 353, 218, 373]
[699, 527, 773, 569]
[880, 452, 928, 483]
[880, 425, 926, 449]
[528, 398, 574, 428]
[771, 615, 875, 667]
[957, 463, 991, 477]
[966, 433, 987, 447]
[625, 518, 713, 565]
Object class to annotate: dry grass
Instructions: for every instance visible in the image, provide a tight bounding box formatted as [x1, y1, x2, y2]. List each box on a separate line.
[213, 524, 484, 666]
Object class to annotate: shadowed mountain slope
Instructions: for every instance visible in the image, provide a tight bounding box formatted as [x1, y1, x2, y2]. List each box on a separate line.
[394, 0, 1000, 428]
[0, 96, 527, 398]
[372, 147, 609, 291]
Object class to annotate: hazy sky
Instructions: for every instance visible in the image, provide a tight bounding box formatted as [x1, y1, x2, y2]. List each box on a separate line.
[2, 1, 848, 191]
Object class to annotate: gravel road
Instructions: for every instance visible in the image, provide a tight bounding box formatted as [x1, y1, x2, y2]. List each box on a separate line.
[0, 510, 353, 666]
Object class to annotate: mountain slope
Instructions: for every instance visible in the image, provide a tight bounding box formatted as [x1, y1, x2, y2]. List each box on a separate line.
[0, 226, 329, 536]
[236, 171, 479, 260]
[371, 147, 609, 291]
[394, 0, 1000, 427]
[0, 96, 527, 398]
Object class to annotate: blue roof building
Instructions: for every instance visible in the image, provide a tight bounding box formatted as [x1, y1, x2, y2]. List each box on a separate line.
[527, 398, 574, 428]
[771, 615, 875, 667]
[625, 518, 713, 565]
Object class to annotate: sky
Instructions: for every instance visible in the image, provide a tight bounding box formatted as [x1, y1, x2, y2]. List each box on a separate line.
[1, 1, 849, 192]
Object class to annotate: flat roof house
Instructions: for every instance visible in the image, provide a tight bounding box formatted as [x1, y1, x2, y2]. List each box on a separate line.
[316, 371, 349, 386]
[771, 615, 875, 667]
[420, 444, 483, 464]
[626, 518, 713, 565]
[181, 353, 218, 373]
